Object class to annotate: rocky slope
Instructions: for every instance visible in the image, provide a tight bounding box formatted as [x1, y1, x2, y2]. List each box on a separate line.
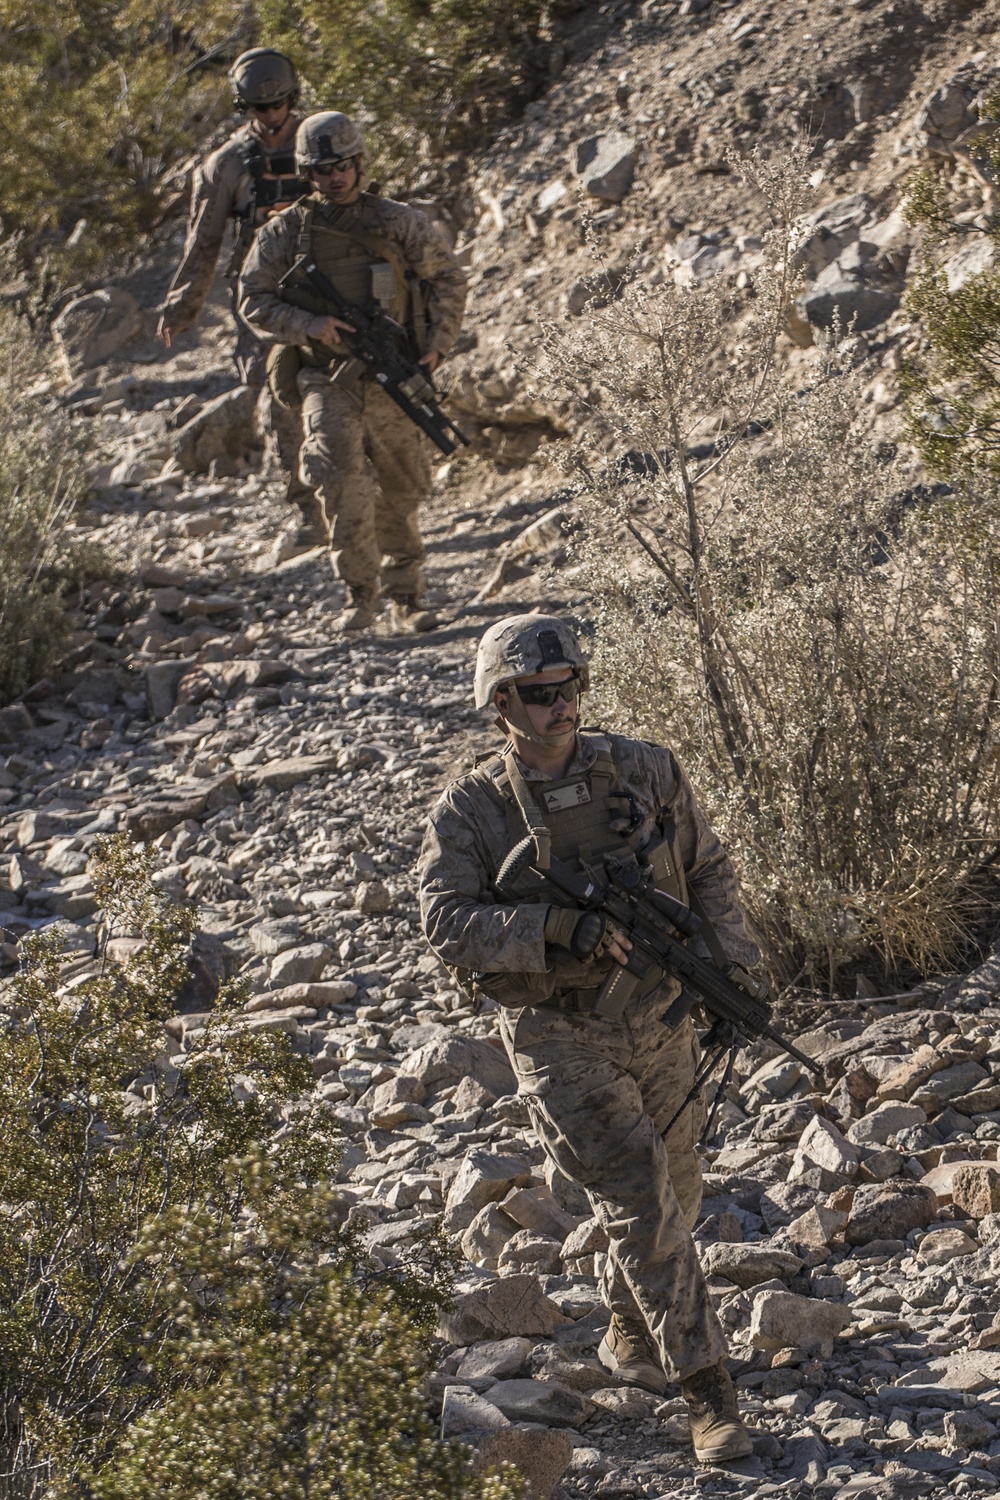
[8, 2, 1000, 1497]
[438, 0, 1000, 461]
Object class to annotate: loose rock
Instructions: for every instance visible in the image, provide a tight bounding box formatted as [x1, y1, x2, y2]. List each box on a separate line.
[749, 1289, 852, 1352]
[439, 1275, 569, 1344]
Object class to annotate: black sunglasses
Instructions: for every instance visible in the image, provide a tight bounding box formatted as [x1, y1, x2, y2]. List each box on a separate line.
[312, 158, 355, 174]
[252, 99, 290, 114]
[515, 675, 581, 707]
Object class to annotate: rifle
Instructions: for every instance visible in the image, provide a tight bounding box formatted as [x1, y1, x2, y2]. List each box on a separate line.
[277, 254, 470, 458]
[494, 834, 821, 1080]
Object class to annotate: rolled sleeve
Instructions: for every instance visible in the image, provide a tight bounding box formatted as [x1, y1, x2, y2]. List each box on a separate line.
[163, 147, 243, 325]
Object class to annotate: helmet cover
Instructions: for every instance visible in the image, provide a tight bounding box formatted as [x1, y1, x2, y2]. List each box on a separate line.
[474, 614, 589, 709]
[230, 48, 299, 109]
[295, 111, 367, 173]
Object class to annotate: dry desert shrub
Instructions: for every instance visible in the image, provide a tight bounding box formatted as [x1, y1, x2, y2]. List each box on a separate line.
[0, 838, 521, 1500]
[0, 299, 91, 704]
[534, 155, 1000, 992]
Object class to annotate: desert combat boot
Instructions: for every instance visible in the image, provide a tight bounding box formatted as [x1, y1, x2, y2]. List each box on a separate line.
[597, 1315, 668, 1396]
[681, 1362, 753, 1463]
[334, 585, 380, 633]
[388, 595, 440, 634]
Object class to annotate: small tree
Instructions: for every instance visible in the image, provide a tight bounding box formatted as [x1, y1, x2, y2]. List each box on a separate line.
[0, 837, 520, 1500]
[261, 0, 562, 184]
[1, 0, 240, 267]
[3, 0, 563, 277]
[533, 155, 1000, 992]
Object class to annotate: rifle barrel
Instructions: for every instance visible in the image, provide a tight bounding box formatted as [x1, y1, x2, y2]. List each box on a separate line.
[517, 850, 822, 1077]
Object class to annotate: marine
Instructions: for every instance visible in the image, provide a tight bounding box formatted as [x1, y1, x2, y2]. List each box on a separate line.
[157, 48, 318, 540]
[417, 614, 758, 1464]
[238, 111, 467, 634]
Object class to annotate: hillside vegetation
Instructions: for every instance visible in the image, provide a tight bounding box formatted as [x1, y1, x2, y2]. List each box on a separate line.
[0, 840, 520, 1500]
[0, 0, 560, 276]
[0, 297, 93, 702]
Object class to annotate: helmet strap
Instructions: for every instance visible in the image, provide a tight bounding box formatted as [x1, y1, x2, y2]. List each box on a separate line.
[496, 685, 581, 750]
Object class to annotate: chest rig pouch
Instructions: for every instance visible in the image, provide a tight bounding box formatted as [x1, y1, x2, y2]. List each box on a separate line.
[459, 732, 688, 1012]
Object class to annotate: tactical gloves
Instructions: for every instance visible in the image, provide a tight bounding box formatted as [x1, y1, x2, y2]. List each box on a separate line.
[544, 905, 610, 961]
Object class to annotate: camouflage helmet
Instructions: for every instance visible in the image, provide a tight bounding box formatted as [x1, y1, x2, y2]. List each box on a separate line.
[473, 614, 589, 709]
[295, 112, 367, 173]
[229, 48, 299, 111]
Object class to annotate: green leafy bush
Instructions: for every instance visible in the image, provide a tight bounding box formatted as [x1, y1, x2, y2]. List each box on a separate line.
[0, 297, 92, 705]
[534, 155, 1000, 992]
[0, 0, 240, 269]
[0, 837, 520, 1500]
[263, 0, 560, 182]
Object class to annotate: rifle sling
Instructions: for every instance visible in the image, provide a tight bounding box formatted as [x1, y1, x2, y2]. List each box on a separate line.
[503, 752, 552, 871]
[684, 886, 732, 970]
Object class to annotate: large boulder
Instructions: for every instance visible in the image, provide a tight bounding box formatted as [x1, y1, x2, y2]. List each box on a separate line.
[268, 943, 331, 988]
[445, 1150, 534, 1217]
[501, 1185, 578, 1241]
[174, 386, 258, 473]
[749, 1290, 851, 1353]
[914, 62, 1000, 156]
[846, 1102, 927, 1148]
[910, 1058, 989, 1112]
[702, 1242, 803, 1289]
[759, 1180, 820, 1231]
[497, 1230, 563, 1277]
[367, 1074, 428, 1130]
[792, 1115, 859, 1181]
[439, 1274, 569, 1344]
[481, 1378, 595, 1428]
[440, 1389, 573, 1500]
[461, 1203, 520, 1271]
[916, 82, 978, 154]
[457, 1338, 533, 1382]
[951, 1164, 1000, 1221]
[794, 193, 873, 277]
[796, 259, 901, 333]
[53, 288, 143, 378]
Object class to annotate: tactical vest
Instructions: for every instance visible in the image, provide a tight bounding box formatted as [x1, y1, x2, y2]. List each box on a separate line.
[457, 732, 688, 1011]
[226, 135, 309, 278]
[281, 196, 412, 331]
[245, 138, 309, 220]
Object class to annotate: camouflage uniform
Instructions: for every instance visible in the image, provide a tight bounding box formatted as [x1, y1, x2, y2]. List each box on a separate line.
[238, 193, 466, 600]
[418, 730, 759, 1384]
[162, 121, 310, 511]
